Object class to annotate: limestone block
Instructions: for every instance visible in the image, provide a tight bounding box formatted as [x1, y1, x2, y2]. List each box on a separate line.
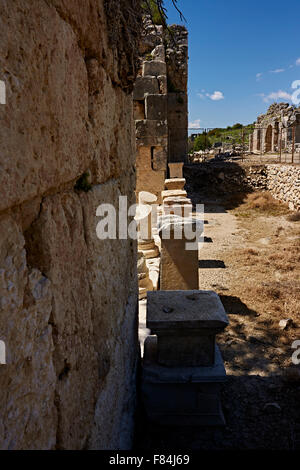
[163, 196, 191, 205]
[142, 336, 226, 426]
[164, 178, 186, 190]
[162, 189, 187, 200]
[147, 290, 229, 367]
[163, 203, 193, 218]
[151, 45, 166, 62]
[152, 146, 168, 171]
[138, 191, 158, 205]
[168, 163, 184, 178]
[145, 94, 167, 121]
[147, 290, 228, 331]
[143, 61, 167, 77]
[133, 76, 159, 101]
[136, 120, 168, 142]
[167, 93, 188, 127]
[136, 169, 165, 204]
[158, 216, 203, 290]
[0, 1, 89, 212]
[158, 75, 167, 94]
[0, 215, 56, 450]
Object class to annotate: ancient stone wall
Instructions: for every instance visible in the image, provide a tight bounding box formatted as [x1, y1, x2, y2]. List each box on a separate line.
[0, 0, 141, 450]
[133, 18, 188, 201]
[251, 103, 300, 154]
[185, 163, 300, 211]
[165, 25, 188, 163]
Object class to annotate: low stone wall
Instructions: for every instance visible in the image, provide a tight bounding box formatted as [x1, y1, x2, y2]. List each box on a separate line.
[266, 165, 300, 211]
[184, 163, 300, 211]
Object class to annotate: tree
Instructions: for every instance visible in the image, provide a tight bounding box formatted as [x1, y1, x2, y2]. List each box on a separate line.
[193, 134, 212, 152]
[142, 0, 185, 27]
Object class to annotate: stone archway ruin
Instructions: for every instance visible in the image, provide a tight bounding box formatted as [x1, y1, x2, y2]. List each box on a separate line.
[264, 125, 272, 153]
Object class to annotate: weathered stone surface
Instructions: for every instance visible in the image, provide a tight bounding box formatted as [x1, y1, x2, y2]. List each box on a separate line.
[157, 75, 167, 94]
[146, 290, 228, 367]
[136, 120, 168, 141]
[168, 162, 184, 178]
[0, 1, 88, 212]
[145, 94, 167, 121]
[143, 60, 167, 77]
[133, 76, 159, 101]
[138, 191, 158, 205]
[152, 146, 168, 171]
[0, 0, 139, 450]
[0, 215, 57, 450]
[151, 45, 165, 62]
[147, 290, 228, 331]
[142, 336, 226, 426]
[164, 178, 186, 190]
[162, 189, 187, 199]
[159, 237, 199, 290]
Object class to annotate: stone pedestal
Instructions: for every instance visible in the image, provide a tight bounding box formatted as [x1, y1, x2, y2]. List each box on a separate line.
[158, 215, 203, 290]
[141, 336, 226, 427]
[168, 162, 184, 178]
[147, 290, 228, 367]
[141, 290, 229, 427]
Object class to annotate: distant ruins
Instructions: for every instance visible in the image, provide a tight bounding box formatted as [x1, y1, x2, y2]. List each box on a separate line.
[250, 102, 300, 154]
[133, 17, 188, 201]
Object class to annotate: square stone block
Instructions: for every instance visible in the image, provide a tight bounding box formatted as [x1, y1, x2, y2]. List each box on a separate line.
[159, 238, 199, 290]
[136, 120, 168, 141]
[168, 162, 184, 178]
[143, 60, 167, 77]
[141, 336, 226, 427]
[147, 290, 229, 332]
[133, 76, 159, 101]
[145, 94, 167, 121]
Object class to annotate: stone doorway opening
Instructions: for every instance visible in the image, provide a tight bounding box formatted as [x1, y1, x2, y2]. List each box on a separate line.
[265, 125, 272, 153]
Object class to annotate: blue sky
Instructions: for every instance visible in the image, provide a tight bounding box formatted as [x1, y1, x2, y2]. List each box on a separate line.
[164, 0, 300, 130]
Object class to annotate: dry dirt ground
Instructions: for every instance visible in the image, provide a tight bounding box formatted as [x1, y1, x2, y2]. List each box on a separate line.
[136, 192, 300, 450]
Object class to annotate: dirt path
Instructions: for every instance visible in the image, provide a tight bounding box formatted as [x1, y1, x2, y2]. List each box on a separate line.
[137, 194, 300, 450]
[198, 201, 242, 291]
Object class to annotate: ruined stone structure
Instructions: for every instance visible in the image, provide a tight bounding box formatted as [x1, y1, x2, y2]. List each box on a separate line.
[250, 103, 300, 154]
[0, 0, 143, 450]
[133, 18, 188, 201]
[185, 162, 300, 211]
[142, 291, 228, 426]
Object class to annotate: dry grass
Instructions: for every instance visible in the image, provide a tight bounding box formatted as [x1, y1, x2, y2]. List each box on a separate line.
[245, 192, 287, 215]
[222, 199, 300, 352]
[227, 191, 289, 217]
